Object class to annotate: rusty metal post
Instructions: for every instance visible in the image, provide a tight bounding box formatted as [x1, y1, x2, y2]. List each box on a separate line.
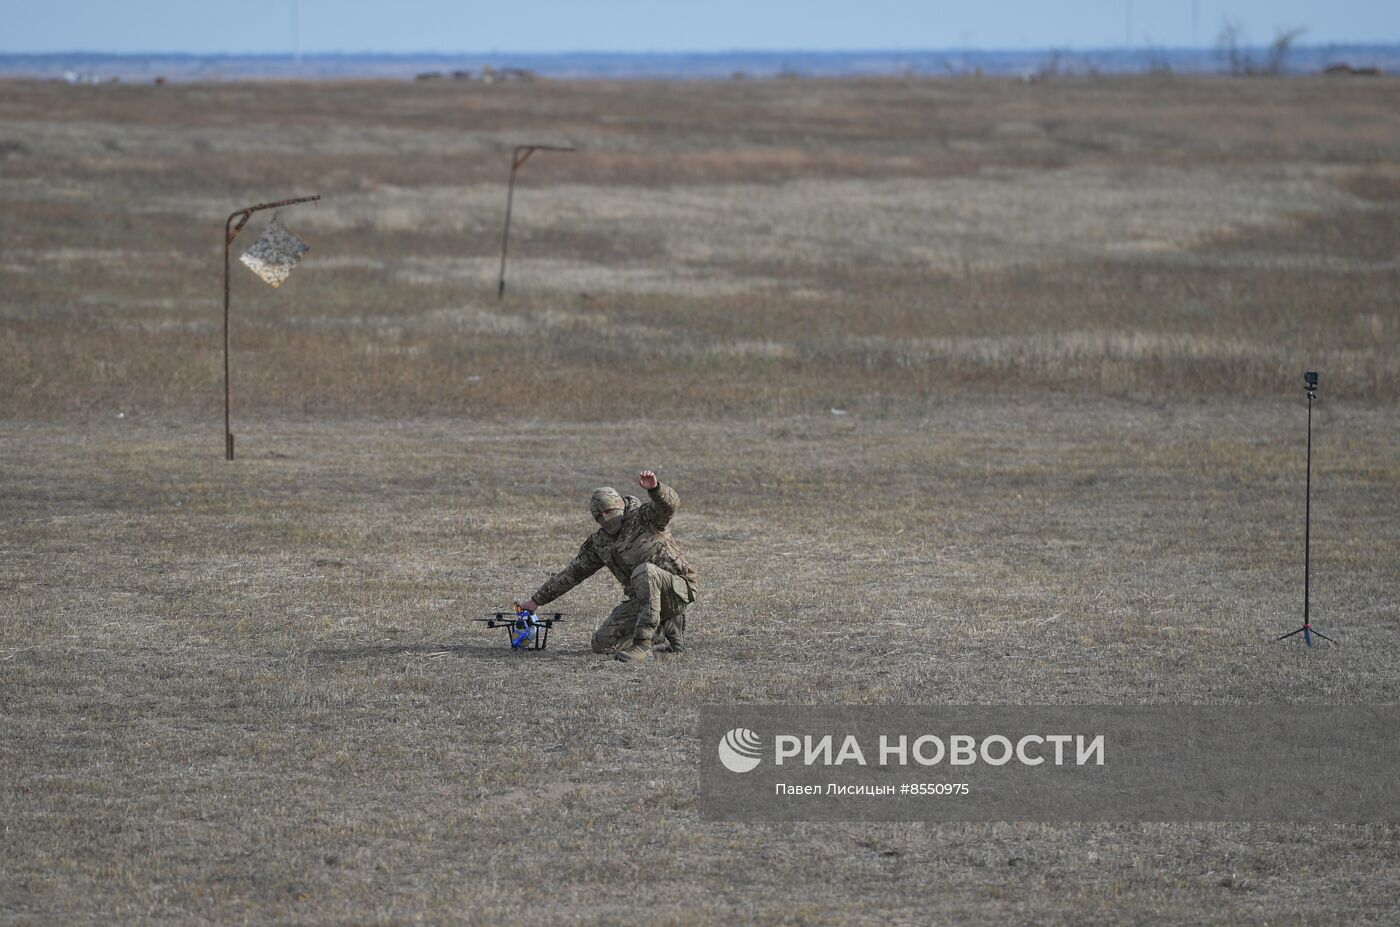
[223, 194, 320, 460]
[497, 144, 575, 300]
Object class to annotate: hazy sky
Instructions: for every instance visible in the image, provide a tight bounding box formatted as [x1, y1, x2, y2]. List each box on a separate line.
[2, 1, 1395, 54]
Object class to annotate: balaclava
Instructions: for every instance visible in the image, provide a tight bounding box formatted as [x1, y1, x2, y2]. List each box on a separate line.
[589, 487, 625, 535]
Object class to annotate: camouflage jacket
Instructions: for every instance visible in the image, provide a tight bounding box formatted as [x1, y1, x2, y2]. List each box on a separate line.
[532, 483, 698, 606]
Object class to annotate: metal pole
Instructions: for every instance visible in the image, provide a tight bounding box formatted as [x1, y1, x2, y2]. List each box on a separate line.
[222, 194, 320, 460]
[1303, 388, 1312, 639]
[496, 144, 575, 300]
[1278, 372, 1333, 645]
[497, 152, 522, 300]
[224, 214, 236, 460]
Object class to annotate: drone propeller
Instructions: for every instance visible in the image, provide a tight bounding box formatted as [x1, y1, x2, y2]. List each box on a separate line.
[474, 612, 565, 621]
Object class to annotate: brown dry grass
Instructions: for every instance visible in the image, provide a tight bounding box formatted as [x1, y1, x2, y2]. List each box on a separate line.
[3, 76, 1400, 421]
[3, 76, 1400, 924]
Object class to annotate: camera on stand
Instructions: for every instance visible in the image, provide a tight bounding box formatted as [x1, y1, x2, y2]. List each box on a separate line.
[1279, 370, 1334, 646]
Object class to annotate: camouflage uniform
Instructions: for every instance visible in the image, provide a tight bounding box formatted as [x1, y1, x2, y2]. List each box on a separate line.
[531, 482, 697, 653]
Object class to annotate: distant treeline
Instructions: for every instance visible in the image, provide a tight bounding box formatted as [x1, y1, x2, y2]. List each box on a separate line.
[2, 46, 1397, 82]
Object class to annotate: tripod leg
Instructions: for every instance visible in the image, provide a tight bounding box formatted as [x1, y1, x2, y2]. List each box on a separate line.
[1277, 625, 1337, 645]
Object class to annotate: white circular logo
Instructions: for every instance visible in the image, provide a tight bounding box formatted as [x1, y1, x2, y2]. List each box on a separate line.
[717, 727, 763, 773]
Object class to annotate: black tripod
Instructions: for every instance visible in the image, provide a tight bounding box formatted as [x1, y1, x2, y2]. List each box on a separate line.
[1278, 371, 1336, 646]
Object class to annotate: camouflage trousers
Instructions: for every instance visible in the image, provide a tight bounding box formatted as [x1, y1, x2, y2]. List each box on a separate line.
[591, 562, 694, 653]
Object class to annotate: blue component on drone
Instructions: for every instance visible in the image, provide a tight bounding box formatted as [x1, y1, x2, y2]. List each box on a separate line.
[511, 611, 538, 649]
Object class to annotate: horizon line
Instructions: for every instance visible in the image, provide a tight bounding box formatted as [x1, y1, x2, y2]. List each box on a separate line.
[5, 41, 1399, 58]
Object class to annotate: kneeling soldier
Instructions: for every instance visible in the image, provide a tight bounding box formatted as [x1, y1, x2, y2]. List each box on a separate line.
[521, 471, 698, 663]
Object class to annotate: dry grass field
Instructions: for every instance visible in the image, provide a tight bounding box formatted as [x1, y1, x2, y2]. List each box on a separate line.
[2, 75, 1399, 924]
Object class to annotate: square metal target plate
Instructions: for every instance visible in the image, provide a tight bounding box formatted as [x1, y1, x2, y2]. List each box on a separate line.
[239, 217, 309, 288]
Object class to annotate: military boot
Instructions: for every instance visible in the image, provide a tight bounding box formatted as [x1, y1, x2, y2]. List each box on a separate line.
[614, 639, 653, 663]
[662, 612, 686, 653]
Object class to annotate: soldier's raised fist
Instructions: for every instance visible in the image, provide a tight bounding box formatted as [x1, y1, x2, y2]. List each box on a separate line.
[638, 470, 658, 490]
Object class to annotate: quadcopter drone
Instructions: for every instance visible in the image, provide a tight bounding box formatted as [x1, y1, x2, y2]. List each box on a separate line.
[475, 604, 564, 650]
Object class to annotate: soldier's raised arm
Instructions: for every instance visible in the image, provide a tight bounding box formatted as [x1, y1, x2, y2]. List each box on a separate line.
[638, 469, 678, 529]
[529, 537, 604, 608]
